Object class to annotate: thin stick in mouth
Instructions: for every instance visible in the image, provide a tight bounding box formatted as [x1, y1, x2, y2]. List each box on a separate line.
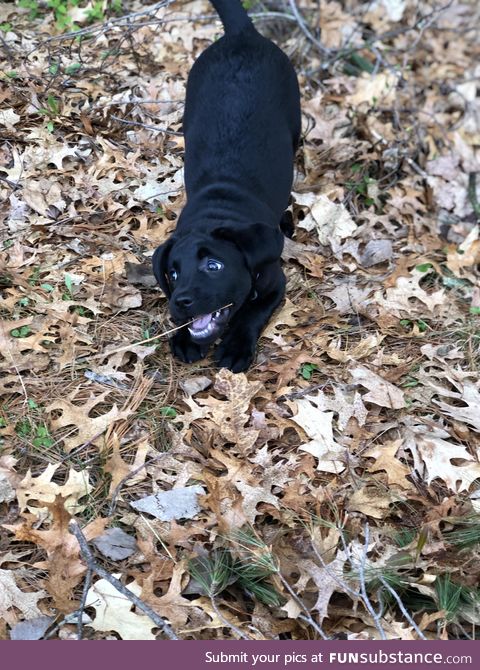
[78, 302, 234, 362]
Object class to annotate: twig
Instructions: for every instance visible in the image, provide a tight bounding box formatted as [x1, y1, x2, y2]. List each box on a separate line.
[280, 382, 328, 400]
[288, 0, 331, 56]
[357, 523, 387, 640]
[378, 576, 427, 640]
[0, 175, 22, 190]
[77, 566, 93, 640]
[209, 596, 251, 640]
[111, 114, 183, 136]
[69, 519, 179, 640]
[75, 302, 233, 363]
[298, 614, 330, 640]
[0, 32, 14, 64]
[59, 429, 109, 464]
[406, 158, 428, 179]
[468, 173, 480, 220]
[42, 8, 296, 44]
[327, 0, 454, 68]
[91, 98, 184, 109]
[277, 573, 330, 639]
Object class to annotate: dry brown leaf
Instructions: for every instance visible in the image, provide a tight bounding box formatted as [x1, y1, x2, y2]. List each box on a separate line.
[261, 298, 299, 340]
[295, 192, 357, 248]
[446, 226, 480, 279]
[104, 434, 149, 498]
[0, 455, 19, 504]
[364, 439, 413, 489]
[0, 570, 46, 626]
[141, 564, 192, 629]
[375, 267, 446, 316]
[349, 365, 406, 409]
[404, 422, 480, 493]
[347, 485, 399, 519]
[288, 398, 346, 473]
[428, 374, 480, 432]
[4, 497, 107, 612]
[326, 333, 384, 363]
[195, 369, 262, 453]
[47, 390, 132, 452]
[302, 552, 349, 623]
[86, 575, 156, 640]
[346, 72, 398, 107]
[17, 464, 92, 515]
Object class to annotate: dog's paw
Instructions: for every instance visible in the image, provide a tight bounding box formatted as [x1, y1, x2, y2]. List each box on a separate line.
[170, 332, 207, 364]
[214, 338, 256, 373]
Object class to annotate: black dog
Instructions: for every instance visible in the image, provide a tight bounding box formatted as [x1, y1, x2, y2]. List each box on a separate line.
[152, 0, 301, 372]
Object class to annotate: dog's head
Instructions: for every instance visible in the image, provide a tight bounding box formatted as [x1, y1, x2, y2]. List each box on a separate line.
[152, 222, 284, 345]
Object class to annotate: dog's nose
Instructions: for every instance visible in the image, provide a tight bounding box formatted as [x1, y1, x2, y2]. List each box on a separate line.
[174, 293, 194, 309]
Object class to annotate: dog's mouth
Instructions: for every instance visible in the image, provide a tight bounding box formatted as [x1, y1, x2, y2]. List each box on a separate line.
[187, 307, 231, 342]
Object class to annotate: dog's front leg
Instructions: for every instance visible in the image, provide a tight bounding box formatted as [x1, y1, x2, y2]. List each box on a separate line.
[170, 328, 209, 364]
[214, 281, 285, 373]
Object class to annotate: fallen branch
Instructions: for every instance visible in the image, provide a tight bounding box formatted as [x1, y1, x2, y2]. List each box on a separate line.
[468, 173, 480, 220]
[288, 0, 330, 56]
[111, 115, 183, 136]
[356, 523, 387, 640]
[77, 566, 93, 640]
[378, 576, 427, 640]
[69, 519, 179, 640]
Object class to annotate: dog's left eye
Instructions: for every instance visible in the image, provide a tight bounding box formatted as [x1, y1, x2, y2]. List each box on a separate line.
[206, 259, 224, 272]
[169, 269, 178, 282]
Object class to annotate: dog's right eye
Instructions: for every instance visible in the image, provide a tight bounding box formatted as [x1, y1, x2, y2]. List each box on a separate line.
[169, 269, 178, 282]
[206, 259, 224, 272]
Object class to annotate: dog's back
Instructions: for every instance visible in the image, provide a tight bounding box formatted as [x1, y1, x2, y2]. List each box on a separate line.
[180, 0, 301, 228]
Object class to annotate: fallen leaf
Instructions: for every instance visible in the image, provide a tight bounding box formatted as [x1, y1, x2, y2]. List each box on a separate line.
[17, 464, 92, 515]
[92, 527, 137, 561]
[295, 193, 357, 247]
[404, 422, 480, 492]
[85, 575, 156, 640]
[347, 486, 398, 518]
[364, 439, 413, 489]
[130, 485, 205, 521]
[349, 365, 406, 409]
[9, 615, 54, 640]
[289, 398, 346, 473]
[0, 570, 46, 626]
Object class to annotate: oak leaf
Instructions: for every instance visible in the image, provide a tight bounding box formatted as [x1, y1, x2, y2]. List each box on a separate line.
[364, 439, 413, 489]
[47, 390, 132, 452]
[85, 575, 156, 640]
[349, 365, 406, 409]
[0, 570, 46, 626]
[289, 398, 346, 474]
[404, 422, 480, 492]
[17, 463, 92, 515]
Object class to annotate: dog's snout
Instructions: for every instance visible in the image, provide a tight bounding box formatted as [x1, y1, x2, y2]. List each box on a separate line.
[174, 293, 194, 309]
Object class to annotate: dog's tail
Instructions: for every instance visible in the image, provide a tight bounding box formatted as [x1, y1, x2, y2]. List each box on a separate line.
[210, 0, 254, 35]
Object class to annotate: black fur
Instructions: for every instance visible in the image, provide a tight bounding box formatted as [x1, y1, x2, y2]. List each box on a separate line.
[152, 0, 301, 373]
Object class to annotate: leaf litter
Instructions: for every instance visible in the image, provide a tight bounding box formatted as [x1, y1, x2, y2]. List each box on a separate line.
[1, 0, 480, 641]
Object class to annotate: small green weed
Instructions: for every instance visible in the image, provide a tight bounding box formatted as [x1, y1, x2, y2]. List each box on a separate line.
[300, 362, 319, 380]
[10, 325, 31, 338]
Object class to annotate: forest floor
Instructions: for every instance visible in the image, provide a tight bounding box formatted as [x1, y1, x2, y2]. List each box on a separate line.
[1, 0, 480, 640]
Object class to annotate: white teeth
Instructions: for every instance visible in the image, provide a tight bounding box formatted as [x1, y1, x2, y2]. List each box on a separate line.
[213, 310, 221, 318]
[188, 321, 215, 338]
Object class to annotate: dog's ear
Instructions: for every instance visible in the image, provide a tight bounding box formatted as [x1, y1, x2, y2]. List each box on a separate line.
[152, 238, 175, 298]
[212, 223, 284, 273]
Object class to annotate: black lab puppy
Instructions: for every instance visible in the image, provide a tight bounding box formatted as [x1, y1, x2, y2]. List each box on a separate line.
[152, 0, 301, 372]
